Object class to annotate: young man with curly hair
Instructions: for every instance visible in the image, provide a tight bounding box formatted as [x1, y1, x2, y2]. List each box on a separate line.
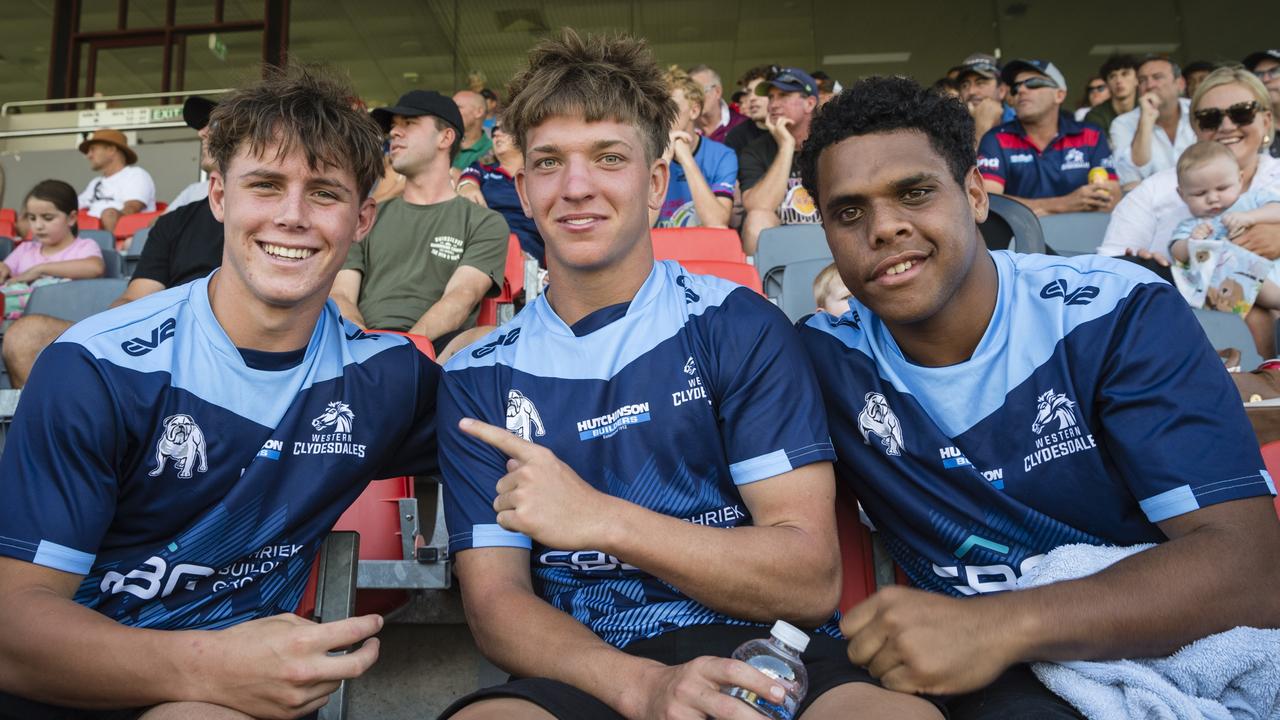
[797, 75, 1280, 719]
[0, 66, 441, 720]
[436, 31, 939, 720]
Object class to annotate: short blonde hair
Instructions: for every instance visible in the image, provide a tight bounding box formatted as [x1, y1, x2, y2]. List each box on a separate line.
[812, 262, 845, 305]
[1176, 140, 1238, 184]
[1191, 66, 1275, 152]
[664, 65, 705, 113]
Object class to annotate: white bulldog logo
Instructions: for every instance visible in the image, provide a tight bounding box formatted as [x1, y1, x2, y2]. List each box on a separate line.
[858, 392, 905, 457]
[505, 389, 545, 442]
[149, 414, 208, 478]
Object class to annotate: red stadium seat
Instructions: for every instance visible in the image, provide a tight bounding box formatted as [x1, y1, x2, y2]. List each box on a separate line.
[77, 209, 100, 230]
[652, 227, 746, 263]
[112, 210, 163, 247]
[0, 208, 15, 224]
[295, 333, 438, 618]
[0, 220, 12, 238]
[1255, 441, 1280, 518]
[835, 485, 878, 611]
[154, 201, 168, 213]
[369, 329, 436, 361]
[476, 234, 525, 326]
[680, 259, 765, 295]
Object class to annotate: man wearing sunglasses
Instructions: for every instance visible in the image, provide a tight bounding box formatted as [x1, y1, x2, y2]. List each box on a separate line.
[1110, 56, 1196, 189]
[978, 59, 1121, 217]
[1244, 50, 1280, 158]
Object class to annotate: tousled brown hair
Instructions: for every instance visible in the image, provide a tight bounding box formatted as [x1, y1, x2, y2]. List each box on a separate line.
[207, 64, 383, 199]
[503, 29, 676, 162]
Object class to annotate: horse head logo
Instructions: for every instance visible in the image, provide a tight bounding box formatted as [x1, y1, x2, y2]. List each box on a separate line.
[858, 392, 905, 457]
[505, 389, 546, 442]
[312, 401, 355, 433]
[149, 414, 208, 479]
[1032, 390, 1077, 435]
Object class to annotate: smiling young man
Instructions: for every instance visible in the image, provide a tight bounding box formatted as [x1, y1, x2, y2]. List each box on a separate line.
[436, 31, 939, 720]
[0, 66, 440, 720]
[796, 76, 1280, 719]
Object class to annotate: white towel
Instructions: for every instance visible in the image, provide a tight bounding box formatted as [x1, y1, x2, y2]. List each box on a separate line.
[1016, 543, 1280, 720]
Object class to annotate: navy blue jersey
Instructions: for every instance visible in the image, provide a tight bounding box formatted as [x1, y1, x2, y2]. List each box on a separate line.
[977, 113, 1116, 198]
[799, 251, 1274, 597]
[441, 260, 837, 647]
[0, 274, 439, 629]
[658, 137, 738, 228]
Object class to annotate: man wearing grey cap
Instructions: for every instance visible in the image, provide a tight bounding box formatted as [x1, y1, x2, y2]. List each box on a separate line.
[953, 53, 1015, 146]
[1244, 49, 1280, 158]
[977, 59, 1121, 217]
[329, 90, 508, 349]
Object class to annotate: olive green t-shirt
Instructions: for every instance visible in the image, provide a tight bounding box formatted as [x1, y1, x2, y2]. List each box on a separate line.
[343, 195, 509, 332]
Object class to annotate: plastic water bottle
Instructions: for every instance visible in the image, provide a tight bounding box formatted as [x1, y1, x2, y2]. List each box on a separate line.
[722, 620, 809, 719]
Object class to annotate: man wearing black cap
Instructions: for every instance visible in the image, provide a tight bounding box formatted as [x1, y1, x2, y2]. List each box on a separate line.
[953, 53, 1015, 146]
[739, 67, 821, 254]
[978, 59, 1121, 217]
[163, 97, 217, 213]
[1244, 50, 1280, 158]
[2, 96, 225, 388]
[329, 90, 508, 347]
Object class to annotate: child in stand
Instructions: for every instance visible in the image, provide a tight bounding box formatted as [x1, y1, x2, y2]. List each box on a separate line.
[1169, 141, 1280, 316]
[812, 261, 852, 316]
[1, 180, 105, 322]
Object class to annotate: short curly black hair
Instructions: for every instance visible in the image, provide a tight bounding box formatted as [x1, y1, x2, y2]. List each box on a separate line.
[798, 76, 976, 205]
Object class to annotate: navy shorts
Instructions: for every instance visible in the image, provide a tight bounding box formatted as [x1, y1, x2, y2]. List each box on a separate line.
[438, 623, 912, 719]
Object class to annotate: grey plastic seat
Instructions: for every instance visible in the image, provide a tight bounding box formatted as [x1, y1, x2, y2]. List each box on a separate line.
[755, 224, 832, 300]
[24, 278, 128, 323]
[982, 195, 1046, 254]
[780, 257, 836, 323]
[124, 227, 150, 277]
[100, 248, 123, 278]
[0, 237, 12, 259]
[1040, 212, 1112, 257]
[1192, 307, 1264, 371]
[80, 229, 115, 251]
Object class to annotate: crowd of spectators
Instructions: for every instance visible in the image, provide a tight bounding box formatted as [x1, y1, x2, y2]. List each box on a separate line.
[0, 34, 1278, 720]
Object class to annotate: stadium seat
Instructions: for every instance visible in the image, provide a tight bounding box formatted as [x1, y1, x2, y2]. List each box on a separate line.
[77, 209, 100, 231]
[681, 259, 765, 295]
[982, 195, 1046, 254]
[0, 208, 15, 224]
[779, 257, 833, 323]
[1255, 441, 1280, 518]
[369, 329, 436, 361]
[0, 389, 20, 456]
[0, 236, 12, 259]
[123, 227, 150, 276]
[154, 201, 168, 213]
[755, 224, 832, 300]
[1192, 308, 1264, 371]
[0, 220, 12, 238]
[112, 210, 162, 247]
[835, 485, 878, 611]
[80, 229, 115, 251]
[24, 278, 128, 323]
[476, 234, 525, 326]
[100, 248, 124, 279]
[651, 227, 747, 263]
[1040, 212, 1112, 256]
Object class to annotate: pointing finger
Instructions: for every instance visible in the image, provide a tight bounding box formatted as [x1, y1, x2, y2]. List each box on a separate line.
[459, 418, 540, 461]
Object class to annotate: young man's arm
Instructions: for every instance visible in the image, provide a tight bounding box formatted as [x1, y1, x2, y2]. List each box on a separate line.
[329, 269, 367, 328]
[843, 497, 1280, 695]
[741, 118, 794, 214]
[406, 266, 494, 339]
[1108, 106, 1146, 186]
[0, 557, 382, 716]
[671, 133, 733, 228]
[456, 547, 783, 720]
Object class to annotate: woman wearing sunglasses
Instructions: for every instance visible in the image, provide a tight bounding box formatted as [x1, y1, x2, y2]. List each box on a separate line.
[1101, 67, 1277, 263]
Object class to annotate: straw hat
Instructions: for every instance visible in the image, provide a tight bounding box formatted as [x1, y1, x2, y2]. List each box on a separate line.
[78, 128, 137, 165]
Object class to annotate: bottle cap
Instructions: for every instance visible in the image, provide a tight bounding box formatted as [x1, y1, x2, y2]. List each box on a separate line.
[770, 620, 810, 653]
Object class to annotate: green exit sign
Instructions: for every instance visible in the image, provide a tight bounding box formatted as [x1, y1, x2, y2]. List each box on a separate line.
[150, 106, 183, 122]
